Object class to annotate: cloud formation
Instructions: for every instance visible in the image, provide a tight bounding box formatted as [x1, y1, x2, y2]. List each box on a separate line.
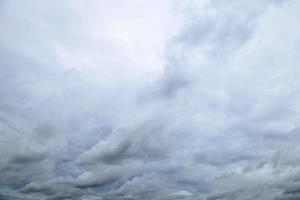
[1, 0, 300, 199]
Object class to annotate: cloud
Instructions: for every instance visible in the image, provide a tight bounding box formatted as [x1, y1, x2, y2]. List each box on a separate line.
[76, 120, 169, 166]
[73, 170, 121, 189]
[1, 0, 300, 199]
[9, 150, 48, 164]
[106, 173, 195, 200]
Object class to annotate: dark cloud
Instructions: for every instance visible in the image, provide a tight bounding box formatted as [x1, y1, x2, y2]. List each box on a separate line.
[20, 182, 56, 195]
[9, 150, 48, 164]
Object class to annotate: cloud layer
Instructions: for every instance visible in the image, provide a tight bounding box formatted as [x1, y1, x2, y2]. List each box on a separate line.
[1, 0, 300, 199]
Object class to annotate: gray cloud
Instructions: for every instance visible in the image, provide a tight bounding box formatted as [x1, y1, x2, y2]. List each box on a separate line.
[76, 120, 169, 166]
[1, 0, 300, 199]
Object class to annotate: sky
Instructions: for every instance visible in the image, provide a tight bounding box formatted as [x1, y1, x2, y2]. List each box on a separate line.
[0, 0, 300, 199]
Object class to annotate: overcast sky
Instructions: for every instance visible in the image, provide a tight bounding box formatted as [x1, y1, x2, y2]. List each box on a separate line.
[1, 0, 300, 199]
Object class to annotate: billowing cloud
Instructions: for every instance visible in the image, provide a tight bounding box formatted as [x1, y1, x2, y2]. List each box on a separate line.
[1, 0, 300, 199]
